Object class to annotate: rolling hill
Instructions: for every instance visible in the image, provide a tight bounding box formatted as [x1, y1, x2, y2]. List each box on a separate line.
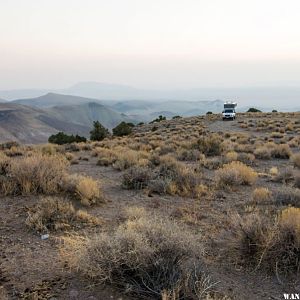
[0, 99, 137, 143]
[2, 82, 300, 110]
[0, 103, 90, 143]
[109, 99, 224, 120]
[11, 92, 225, 122]
[12, 92, 104, 108]
[45, 102, 136, 129]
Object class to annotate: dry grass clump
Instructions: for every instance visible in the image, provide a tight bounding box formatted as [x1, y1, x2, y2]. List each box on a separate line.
[274, 187, 300, 207]
[61, 209, 213, 299]
[215, 161, 257, 187]
[253, 146, 271, 159]
[273, 167, 294, 184]
[65, 152, 75, 161]
[291, 153, 300, 168]
[269, 167, 279, 177]
[270, 144, 292, 159]
[254, 143, 292, 159]
[223, 210, 300, 273]
[193, 134, 223, 156]
[0, 153, 68, 196]
[157, 155, 203, 197]
[121, 156, 204, 198]
[201, 157, 223, 170]
[112, 149, 149, 170]
[270, 132, 284, 138]
[252, 187, 271, 202]
[237, 153, 255, 165]
[122, 166, 153, 190]
[95, 148, 118, 166]
[177, 149, 201, 161]
[36, 143, 61, 156]
[63, 174, 103, 206]
[225, 151, 238, 162]
[26, 197, 101, 233]
[3, 145, 25, 157]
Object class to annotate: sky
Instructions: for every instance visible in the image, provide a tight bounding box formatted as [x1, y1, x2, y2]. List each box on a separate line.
[1, 0, 300, 90]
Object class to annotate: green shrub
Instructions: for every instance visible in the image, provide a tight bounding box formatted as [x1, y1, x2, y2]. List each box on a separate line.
[90, 121, 109, 141]
[149, 115, 166, 124]
[247, 107, 262, 113]
[48, 132, 86, 145]
[112, 122, 134, 137]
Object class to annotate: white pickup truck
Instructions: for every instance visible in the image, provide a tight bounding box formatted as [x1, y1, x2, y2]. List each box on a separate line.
[222, 102, 237, 120]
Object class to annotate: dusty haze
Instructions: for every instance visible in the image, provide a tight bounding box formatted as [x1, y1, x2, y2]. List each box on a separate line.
[1, 0, 300, 106]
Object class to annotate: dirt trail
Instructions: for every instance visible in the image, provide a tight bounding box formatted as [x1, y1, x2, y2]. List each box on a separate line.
[207, 119, 242, 133]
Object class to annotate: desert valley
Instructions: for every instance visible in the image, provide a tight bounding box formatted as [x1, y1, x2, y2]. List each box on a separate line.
[0, 108, 300, 299]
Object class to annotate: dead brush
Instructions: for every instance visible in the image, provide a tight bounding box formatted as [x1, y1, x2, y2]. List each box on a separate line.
[224, 151, 238, 162]
[222, 210, 300, 274]
[192, 134, 223, 156]
[63, 174, 103, 206]
[215, 161, 258, 187]
[270, 144, 292, 159]
[26, 196, 101, 233]
[3, 145, 24, 157]
[252, 187, 272, 202]
[273, 167, 294, 184]
[291, 153, 300, 169]
[254, 146, 271, 159]
[112, 149, 149, 171]
[177, 149, 201, 161]
[0, 153, 68, 195]
[60, 208, 214, 299]
[122, 166, 153, 190]
[157, 155, 203, 198]
[273, 187, 300, 207]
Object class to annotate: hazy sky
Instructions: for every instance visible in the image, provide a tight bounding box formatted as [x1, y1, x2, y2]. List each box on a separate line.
[1, 0, 300, 90]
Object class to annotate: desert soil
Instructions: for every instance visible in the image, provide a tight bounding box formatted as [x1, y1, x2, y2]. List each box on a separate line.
[0, 115, 299, 300]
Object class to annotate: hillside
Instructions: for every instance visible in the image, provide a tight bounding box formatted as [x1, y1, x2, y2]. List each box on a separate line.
[0, 112, 299, 299]
[2, 82, 300, 109]
[12, 92, 104, 108]
[45, 102, 136, 129]
[109, 99, 224, 120]
[0, 103, 90, 143]
[10, 92, 224, 124]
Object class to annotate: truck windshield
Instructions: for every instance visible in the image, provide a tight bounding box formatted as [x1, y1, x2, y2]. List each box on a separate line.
[224, 110, 233, 113]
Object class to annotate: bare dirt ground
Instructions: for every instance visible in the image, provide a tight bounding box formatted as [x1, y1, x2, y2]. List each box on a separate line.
[0, 113, 299, 299]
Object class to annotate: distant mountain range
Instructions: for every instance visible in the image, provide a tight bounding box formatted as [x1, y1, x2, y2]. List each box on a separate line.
[1, 82, 299, 143]
[13, 93, 103, 108]
[0, 96, 136, 143]
[11, 92, 225, 121]
[1, 82, 300, 110]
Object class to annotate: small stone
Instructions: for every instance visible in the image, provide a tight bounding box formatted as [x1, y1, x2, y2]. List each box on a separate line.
[41, 234, 49, 240]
